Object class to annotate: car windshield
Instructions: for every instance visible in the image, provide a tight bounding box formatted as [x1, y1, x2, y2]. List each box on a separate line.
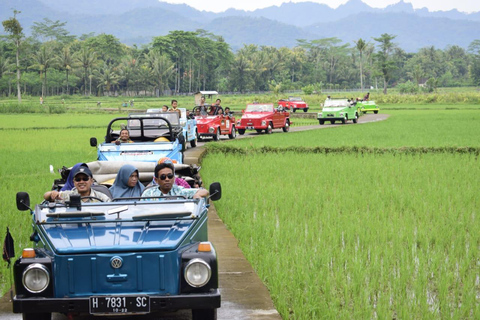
[324, 100, 350, 107]
[128, 113, 180, 128]
[246, 104, 274, 112]
[288, 97, 302, 101]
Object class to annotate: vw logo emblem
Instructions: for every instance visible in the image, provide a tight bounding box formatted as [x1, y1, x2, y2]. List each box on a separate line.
[110, 256, 123, 269]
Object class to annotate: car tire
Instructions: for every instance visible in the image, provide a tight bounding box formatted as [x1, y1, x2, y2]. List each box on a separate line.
[192, 308, 217, 320]
[256, 129, 263, 133]
[190, 130, 198, 147]
[303, 108, 308, 113]
[319, 120, 324, 125]
[238, 129, 245, 135]
[353, 113, 358, 123]
[283, 120, 290, 132]
[342, 117, 346, 124]
[212, 127, 220, 141]
[374, 110, 378, 114]
[265, 123, 273, 134]
[23, 313, 51, 320]
[330, 120, 335, 124]
[228, 126, 236, 139]
[293, 108, 296, 113]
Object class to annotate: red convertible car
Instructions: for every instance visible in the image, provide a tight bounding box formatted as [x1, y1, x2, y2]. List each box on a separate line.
[193, 106, 237, 141]
[278, 96, 309, 113]
[236, 104, 290, 135]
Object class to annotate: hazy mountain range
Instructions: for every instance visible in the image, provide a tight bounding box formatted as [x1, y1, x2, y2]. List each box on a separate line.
[1, 0, 479, 52]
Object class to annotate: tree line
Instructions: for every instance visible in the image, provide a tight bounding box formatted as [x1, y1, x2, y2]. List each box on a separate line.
[2, 13, 480, 103]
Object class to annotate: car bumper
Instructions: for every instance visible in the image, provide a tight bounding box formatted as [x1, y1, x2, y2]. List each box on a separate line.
[237, 125, 266, 130]
[13, 290, 221, 314]
[319, 117, 344, 121]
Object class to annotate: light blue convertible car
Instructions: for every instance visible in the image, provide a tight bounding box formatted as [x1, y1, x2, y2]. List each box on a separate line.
[90, 114, 186, 164]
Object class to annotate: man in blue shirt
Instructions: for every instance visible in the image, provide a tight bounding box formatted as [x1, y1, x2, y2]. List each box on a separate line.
[141, 162, 208, 199]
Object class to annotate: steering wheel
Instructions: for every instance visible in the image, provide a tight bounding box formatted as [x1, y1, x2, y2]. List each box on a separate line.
[80, 196, 105, 202]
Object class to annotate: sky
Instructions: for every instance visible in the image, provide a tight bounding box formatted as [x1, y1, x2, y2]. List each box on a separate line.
[162, 0, 480, 14]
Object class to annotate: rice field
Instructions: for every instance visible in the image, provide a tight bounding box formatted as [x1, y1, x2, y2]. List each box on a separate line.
[201, 151, 480, 319]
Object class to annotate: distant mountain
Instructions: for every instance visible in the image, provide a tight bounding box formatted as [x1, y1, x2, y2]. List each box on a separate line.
[307, 12, 480, 52]
[204, 16, 316, 50]
[0, 0, 479, 51]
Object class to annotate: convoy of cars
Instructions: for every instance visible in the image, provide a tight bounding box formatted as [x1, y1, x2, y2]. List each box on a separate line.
[10, 92, 378, 319]
[236, 104, 290, 135]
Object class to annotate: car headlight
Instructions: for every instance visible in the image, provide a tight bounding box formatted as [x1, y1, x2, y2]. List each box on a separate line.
[340, 113, 344, 117]
[23, 263, 50, 293]
[184, 258, 211, 288]
[261, 120, 266, 126]
[318, 113, 322, 117]
[209, 127, 214, 133]
[236, 121, 240, 126]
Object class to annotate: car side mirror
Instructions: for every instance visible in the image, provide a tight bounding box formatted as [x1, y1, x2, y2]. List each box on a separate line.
[209, 182, 222, 201]
[90, 137, 97, 147]
[16, 192, 31, 211]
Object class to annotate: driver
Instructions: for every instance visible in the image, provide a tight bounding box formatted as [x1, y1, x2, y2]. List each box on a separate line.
[44, 166, 111, 203]
[141, 163, 208, 200]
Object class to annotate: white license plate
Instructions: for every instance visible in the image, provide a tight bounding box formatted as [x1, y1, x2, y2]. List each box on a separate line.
[90, 296, 150, 314]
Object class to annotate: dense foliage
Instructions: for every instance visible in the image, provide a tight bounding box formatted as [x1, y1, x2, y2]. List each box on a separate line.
[1, 13, 480, 98]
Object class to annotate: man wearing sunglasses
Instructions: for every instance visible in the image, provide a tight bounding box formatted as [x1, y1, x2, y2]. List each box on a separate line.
[44, 166, 111, 203]
[141, 163, 208, 199]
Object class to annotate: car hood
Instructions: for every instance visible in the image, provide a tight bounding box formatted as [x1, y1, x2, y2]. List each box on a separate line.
[196, 116, 218, 125]
[36, 201, 203, 254]
[322, 106, 348, 112]
[98, 142, 181, 163]
[241, 113, 270, 119]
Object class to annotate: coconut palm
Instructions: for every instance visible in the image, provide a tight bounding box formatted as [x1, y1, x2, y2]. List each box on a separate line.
[354, 38, 368, 91]
[95, 63, 119, 96]
[55, 46, 74, 94]
[74, 46, 97, 96]
[31, 45, 55, 97]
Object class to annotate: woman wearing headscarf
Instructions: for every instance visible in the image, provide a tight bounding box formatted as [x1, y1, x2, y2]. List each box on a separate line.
[61, 163, 88, 191]
[109, 164, 145, 198]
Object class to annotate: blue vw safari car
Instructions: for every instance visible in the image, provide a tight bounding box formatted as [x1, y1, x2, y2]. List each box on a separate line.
[13, 173, 221, 319]
[90, 115, 186, 163]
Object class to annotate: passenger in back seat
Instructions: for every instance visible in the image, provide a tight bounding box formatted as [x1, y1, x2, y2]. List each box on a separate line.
[109, 164, 145, 199]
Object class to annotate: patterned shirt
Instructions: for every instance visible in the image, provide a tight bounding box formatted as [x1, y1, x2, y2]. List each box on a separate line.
[141, 185, 199, 200]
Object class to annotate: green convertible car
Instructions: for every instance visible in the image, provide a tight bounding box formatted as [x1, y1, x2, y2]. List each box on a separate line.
[357, 100, 380, 114]
[318, 98, 359, 125]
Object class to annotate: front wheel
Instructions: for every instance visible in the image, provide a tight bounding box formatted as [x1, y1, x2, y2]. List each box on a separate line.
[303, 108, 308, 113]
[228, 126, 236, 139]
[353, 113, 358, 123]
[192, 308, 217, 320]
[190, 130, 198, 147]
[238, 129, 245, 135]
[212, 127, 220, 141]
[292, 108, 296, 113]
[265, 123, 273, 134]
[283, 121, 290, 132]
[319, 119, 324, 125]
[23, 313, 51, 320]
[374, 110, 378, 114]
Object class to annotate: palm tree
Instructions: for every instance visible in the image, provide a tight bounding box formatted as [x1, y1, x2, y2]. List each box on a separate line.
[74, 46, 97, 96]
[31, 45, 55, 97]
[354, 38, 368, 91]
[56, 46, 74, 94]
[144, 51, 175, 96]
[95, 63, 119, 96]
